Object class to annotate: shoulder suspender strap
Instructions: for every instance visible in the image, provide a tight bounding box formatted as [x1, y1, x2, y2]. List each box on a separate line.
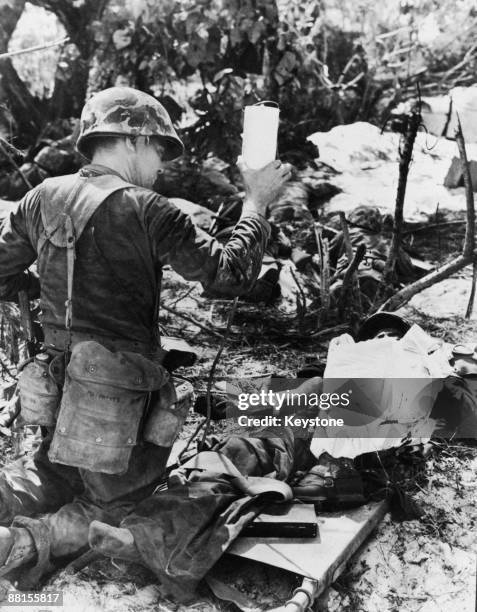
[39, 173, 136, 250]
[65, 215, 75, 333]
[38, 173, 136, 344]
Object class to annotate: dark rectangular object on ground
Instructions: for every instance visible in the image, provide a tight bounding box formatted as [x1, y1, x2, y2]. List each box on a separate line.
[161, 336, 198, 371]
[241, 503, 318, 538]
[444, 156, 477, 191]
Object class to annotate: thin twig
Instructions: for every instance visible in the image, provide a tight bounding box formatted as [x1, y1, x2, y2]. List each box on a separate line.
[455, 114, 475, 258]
[465, 261, 477, 319]
[177, 419, 205, 464]
[290, 266, 307, 333]
[290, 266, 307, 309]
[402, 220, 466, 235]
[440, 44, 477, 84]
[339, 212, 354, 263]
[338, 212, 363, 317]
[383, 98, 422, 286]
[0, 36, 70, 61]
[0, 139, 32, 190]
[321, 238, 330, 312]
[309, 323, 350, 338]
[169, 286, 195, 307]
[337, 53, 360, 85]
[208, 202, 224, 235]
[338, 244, 366, 317]
[161, 304, 224, 339]
[199, 297, 239, 450]
[315, 224, 330, 319]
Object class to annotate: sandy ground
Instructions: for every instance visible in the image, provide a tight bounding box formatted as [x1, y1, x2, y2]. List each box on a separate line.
[309, 122, 477, 220]
[0, 277, 474, 612]
[0, 123, 475, 611]
[319, 447, 477, 612]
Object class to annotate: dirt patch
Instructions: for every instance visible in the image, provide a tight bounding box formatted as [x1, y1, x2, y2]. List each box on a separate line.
[318, 446, 477, 612]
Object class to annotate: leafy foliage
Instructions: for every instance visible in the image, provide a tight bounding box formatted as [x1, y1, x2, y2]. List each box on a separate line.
[8, 0, 477, 161]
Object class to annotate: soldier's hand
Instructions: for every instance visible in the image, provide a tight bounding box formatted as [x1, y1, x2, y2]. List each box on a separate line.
[238, 158, 292, 217]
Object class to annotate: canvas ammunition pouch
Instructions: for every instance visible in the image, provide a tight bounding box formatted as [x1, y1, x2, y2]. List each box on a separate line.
[17, 354, 60, 427]
[48, 341, 169, 474]
[144, 379, 194, 447]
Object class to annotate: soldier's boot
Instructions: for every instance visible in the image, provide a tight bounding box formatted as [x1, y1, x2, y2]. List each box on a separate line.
[0, 526, 36, 575]
[88, 521, 141, 562]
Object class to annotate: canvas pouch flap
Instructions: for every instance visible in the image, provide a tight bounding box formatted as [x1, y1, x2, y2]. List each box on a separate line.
[48, 341, 169, 474]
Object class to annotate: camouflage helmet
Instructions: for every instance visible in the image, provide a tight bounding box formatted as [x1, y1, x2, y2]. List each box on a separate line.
[356, 312, 411, 341]
[76, 87, 184, 161]
[348, 205, 383, 234]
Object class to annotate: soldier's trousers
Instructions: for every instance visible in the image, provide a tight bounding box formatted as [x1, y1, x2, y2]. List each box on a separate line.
[0, 429, 310, 591]
[0, 430, 172, 577]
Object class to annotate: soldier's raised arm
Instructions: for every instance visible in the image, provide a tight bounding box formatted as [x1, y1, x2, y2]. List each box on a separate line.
[150, 159, 291, 296]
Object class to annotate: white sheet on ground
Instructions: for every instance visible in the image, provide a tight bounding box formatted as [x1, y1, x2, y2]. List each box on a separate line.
[310, 324, 453, 459]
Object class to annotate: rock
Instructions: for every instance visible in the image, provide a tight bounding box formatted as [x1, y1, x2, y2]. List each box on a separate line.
[307, 122, 400, 172]
[444, 156, 477, 191]
[421, 86, 477, 143]
[34, 145, 73, 174]
[444, 156, 463, 188]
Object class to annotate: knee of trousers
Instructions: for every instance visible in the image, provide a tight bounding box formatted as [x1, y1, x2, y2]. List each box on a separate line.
[43, 501, 112, 559]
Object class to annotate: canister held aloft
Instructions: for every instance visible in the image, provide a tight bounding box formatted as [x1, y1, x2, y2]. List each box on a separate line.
[241, 101, 280, 170]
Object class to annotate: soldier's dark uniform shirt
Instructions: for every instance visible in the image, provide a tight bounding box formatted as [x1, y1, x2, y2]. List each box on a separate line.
[0, 164, 270, 343]
[0, 163, 274, 591]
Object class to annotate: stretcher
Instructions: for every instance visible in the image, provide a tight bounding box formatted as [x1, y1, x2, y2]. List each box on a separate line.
[228, 500, 388, 610]
[169, 441, 389, 611]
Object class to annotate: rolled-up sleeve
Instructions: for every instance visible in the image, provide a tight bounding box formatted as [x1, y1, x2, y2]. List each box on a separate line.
[148, 197, 271, 296]
[0, 191, 40, 301]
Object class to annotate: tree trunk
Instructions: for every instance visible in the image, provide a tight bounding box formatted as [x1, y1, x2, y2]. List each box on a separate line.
[30, 0, 110, 119]
[0, 0, 26, 48]
[0, 0, 44, 143]
[49, 53, 89, 120]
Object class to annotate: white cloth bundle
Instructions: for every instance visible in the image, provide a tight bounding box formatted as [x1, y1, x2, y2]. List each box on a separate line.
[310, 324, 453, 459]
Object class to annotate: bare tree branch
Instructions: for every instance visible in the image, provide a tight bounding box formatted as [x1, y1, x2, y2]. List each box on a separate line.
[465, 261, 477, 319]
[381, 118, 476, 311]
[383, 100, 422, 285]
[455, 114, 475, 257]
[338, 243, 366, 317]
[339, 211, 353, 262]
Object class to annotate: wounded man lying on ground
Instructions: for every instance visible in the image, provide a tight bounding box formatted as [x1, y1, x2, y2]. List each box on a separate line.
[310, 311, 477, 458]
[0, 86, 297, 598]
